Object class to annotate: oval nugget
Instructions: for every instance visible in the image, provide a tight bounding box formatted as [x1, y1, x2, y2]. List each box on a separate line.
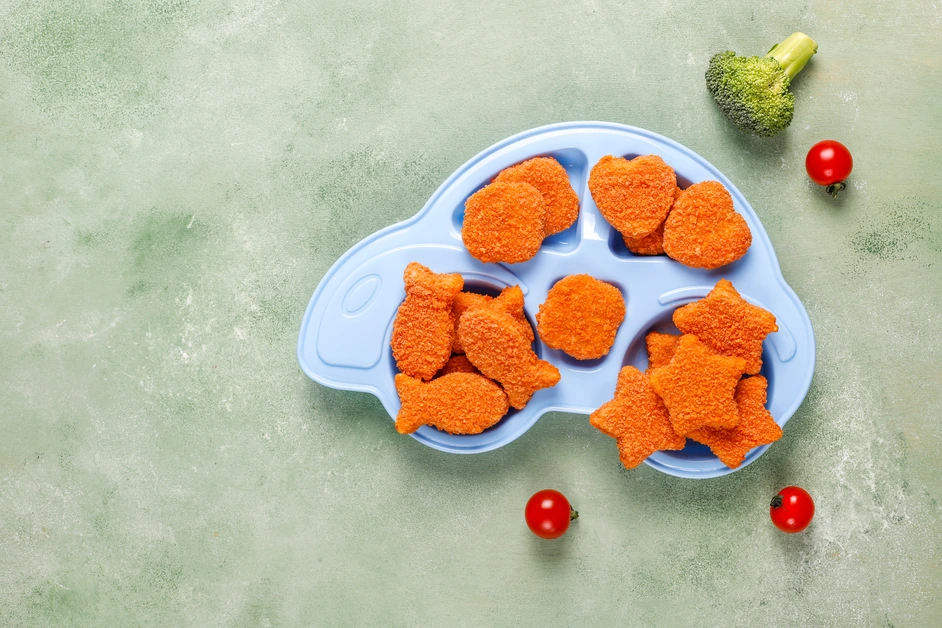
[495, 157, 579, 236]
[462, 181, 546, 264]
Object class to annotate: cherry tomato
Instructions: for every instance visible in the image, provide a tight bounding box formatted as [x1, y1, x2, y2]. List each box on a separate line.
[770, 486, 815, 533]
[525, 490, 577, 539]
[806, 140, 853, 197]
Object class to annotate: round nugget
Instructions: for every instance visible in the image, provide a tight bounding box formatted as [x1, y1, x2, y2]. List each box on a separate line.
[662, 181, 752, 269]
[495, 157, 579, 236]
[536, 275, 626, 360]
[588, 155, 676, 238]
[462, 181, 546, 264]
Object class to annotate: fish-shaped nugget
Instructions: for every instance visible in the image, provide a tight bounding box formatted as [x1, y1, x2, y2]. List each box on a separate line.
[688, 376, 782, 468]
[536, 275, 625, 360]
[588, 155, 676, 238]
[435, 354, 481, 377]
[458, 307, 560, 409]
[451, 292, 492, 354]
[394, 373, 509, 435]
[590, 366, 686, 469]
[495, 157, 579, 236]
[451, 287, 533, 353]
[649, 334, 747, 436]
[623, 186, 682, 255]
[391, 262, 464, 380]
[662, 181, 751, 269]
[645, 331, 680, 372]
[462, 181, 547, 264]
[489, 285, 534, 343]
[673, 279, 777, 375]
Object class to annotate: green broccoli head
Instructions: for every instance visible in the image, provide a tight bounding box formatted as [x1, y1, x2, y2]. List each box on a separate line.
[706, 51, 794, 137]
[705, 33, 817, 138]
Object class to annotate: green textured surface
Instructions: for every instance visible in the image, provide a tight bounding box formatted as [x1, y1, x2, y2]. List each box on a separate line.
[2, 0, 941, 626]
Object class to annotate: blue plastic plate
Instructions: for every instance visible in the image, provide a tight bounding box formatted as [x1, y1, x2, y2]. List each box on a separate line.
[298, 122, 815, 478]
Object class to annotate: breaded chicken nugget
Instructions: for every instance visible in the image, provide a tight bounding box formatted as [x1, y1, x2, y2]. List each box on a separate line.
[462, 181, 546, 263]
[662, 181, 751, 269]
[451, 292, 492, 353]
[590, 366, 686, 469]
[536, 275, 625, 360]
[645, 331, 680, 371]
[649, 334, 747, 436]
[395, 373, 509, 435]
[492, 285, 534, 341]
[623, 186, 682, 255]
[451, 287, 533, 353]
[673, 279, 777, 375]
[458, 307, 560, 409]
[391, 262, 464, 380]
[495, 157, 579, 236]
[435, 354, 481, 377]
[588, 155, 676, 238]
[688, 376, 782, 468]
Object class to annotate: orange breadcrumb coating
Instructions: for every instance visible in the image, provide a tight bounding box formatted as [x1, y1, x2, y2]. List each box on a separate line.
[452, 287, 533, 353]
[495, 157, 579, 236]
[688, 376, 782, 468]
[590, 366, 686, 469]
[623, 186, 682, 255]
[391, 262, 464, 380]
[662, 181, 751, 269]
[536, 275, 625, 360]
[458, 307, 560, 409]
[394, 373, 509, 435]
[588, 155, 676, 238]
[645, 332, 680, 371]
[451, 292, 492, 353]
[489, 285, 535, 343]
[649, 334, 747, 436]
[673, 279, 778, 375]
[462, 181, 546, 263]
[436, 355, 481, 377]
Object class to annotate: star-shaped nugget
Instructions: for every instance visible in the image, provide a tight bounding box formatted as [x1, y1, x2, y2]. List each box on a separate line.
[688, 376, 782, 468]
[649, 334, 747, 436]
[673, 279, 777, 375]
[645, 331, 680, 372]
[589, 366, 686, 469]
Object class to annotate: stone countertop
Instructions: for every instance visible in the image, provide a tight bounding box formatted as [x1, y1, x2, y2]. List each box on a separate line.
[1, 1, 940, 626]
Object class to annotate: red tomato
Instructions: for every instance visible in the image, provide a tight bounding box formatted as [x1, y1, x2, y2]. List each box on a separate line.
[806, 140, 853, 197]
[525, 490, 577, 539]
[770, 486, 815, 533]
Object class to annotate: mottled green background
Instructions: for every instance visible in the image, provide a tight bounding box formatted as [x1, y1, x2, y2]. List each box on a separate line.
[2, 0, 940, 626]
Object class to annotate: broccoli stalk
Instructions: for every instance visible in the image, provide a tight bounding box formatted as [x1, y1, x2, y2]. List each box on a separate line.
[706, 32, 818, 137]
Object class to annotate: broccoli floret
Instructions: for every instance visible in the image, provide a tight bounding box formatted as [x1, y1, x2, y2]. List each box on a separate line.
[706, 33, 818, 138]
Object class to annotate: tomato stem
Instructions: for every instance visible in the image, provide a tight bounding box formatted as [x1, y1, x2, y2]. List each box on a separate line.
[770, 495, 784, 509]
[570, 506, 579, 521]
[826, 181, 847, 198]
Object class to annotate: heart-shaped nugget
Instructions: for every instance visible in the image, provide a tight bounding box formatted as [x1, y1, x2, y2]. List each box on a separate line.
[588, 155, 676, 238]
[662, 181, 751, 269]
